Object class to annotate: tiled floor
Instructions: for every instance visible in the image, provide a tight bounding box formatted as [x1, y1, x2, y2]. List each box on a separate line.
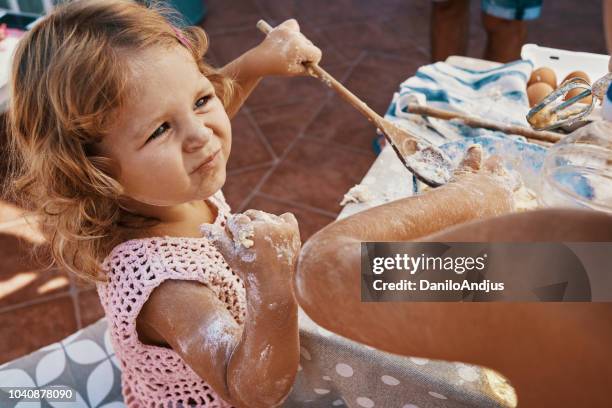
[0, 0, 607, 364]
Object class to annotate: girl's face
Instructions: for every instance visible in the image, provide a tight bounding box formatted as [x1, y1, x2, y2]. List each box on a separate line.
[98, 45, 231, 207]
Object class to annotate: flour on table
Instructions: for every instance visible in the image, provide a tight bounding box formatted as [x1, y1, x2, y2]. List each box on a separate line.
[340, 184, 374, 206]
[512, 183, 538, 212]
[494, 160, 539, 212]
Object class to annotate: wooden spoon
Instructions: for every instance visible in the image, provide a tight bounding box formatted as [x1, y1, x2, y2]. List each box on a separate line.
[256, 20, 453, 187]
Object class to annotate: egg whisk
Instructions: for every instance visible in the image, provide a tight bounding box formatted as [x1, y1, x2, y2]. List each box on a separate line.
[527, 73, 612, 131]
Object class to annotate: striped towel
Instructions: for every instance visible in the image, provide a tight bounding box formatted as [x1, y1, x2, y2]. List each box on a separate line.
[382, 60, 550, 194]
[385, 60, 535, 147]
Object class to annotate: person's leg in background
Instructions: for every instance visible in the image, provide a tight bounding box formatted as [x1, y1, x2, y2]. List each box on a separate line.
[481, 0, 542, 62]
[604, 0, 612, 55]
[431, 0, 471, 62]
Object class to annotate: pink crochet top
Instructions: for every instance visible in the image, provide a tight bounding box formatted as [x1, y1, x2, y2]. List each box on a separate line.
[97, 191, 246, 408]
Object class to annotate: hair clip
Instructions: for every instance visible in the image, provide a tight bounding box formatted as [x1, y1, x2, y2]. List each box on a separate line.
[171, 26, 191, 49]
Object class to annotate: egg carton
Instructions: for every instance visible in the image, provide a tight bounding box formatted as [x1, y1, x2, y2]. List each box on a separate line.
[522, 44, 609, 131]
[521, 44, 609, 86]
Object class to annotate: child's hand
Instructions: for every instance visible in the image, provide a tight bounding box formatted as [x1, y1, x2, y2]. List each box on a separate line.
[201, 210, 301, 292]
[252, 19, 322, 77]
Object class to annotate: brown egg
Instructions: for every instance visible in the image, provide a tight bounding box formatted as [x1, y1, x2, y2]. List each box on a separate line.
[527, 82, 554, 107]
[563, 87, 593, 105]
[562, 70, 591, 85]
[528, 67, 557, 88]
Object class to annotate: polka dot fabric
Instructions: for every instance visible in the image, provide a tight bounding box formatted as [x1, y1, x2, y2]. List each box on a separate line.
[97, 191, 245, 408]
[282, 310, 517, 407]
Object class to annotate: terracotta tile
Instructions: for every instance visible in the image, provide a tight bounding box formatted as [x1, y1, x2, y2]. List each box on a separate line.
[228, 111, 274, 171]
[203, 49, 220, 68]
[317, 20, 416, 64]
[259, 138, 375, 214]
[207, 26, 263, 65]
[0, 296, 77, 364]
[250, 100, 321, 157]
[71, 274, 97, 292]
[0, 232, 50, 277]
[246, 62, 350, 110]
[78, 288, 105, 328]
[201, 0, 263, 35]
[526, 3, 606, 54]
[305, 29, 348, 69]
[244, 195, 334, 241]
[0, 221, 73, 309]
[344, 52, 428, 113]
[255, 0, 349, 31]
[381, 6, 431, 58]
[203, 9, 347, 71]
[303, 52, 427, 152]
[0, 267, 70, 309]
[200, 10, 350, 110]
[222, 165, 273, 211]
[246, 76, 327, 110]
[205, 25, 349, 111]
[303, 96, 376, 152]
[255, 0, 402, 31]
[355, 0, 421, 17]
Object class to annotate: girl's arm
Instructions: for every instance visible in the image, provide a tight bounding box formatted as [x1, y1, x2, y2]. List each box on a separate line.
[138, 211, 301, 408]
[138, 279, 297, 408]
[219, 19, 321, 118]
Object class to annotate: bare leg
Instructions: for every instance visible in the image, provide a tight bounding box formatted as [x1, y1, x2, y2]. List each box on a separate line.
[482, 12, 527, 62]
[605, 0, 612, 54]
[431, 0, 470, 62]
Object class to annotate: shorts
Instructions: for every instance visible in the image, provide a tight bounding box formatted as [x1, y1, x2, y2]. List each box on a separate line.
[431, 0, 543, 21]
[481, 0, 542, 20]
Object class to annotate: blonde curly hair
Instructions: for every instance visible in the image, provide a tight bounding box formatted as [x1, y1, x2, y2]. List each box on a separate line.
[4, 0, 234, 282]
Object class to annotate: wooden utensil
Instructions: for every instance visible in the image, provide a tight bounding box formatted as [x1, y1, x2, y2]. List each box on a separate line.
[256, 20, 453, 187]
[407, 104, 561, 144]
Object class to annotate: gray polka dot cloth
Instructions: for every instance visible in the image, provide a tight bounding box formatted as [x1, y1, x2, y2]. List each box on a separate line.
[283, 309, 516, 407]
[0, 315, 516, 407]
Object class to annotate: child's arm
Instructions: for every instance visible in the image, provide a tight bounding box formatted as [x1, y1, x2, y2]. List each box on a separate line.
[219, 19, 321, 118]
[138, 211, 301, 408]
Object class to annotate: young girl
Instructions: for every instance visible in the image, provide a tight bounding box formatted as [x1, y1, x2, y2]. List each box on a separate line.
[6, 0, 320, 407]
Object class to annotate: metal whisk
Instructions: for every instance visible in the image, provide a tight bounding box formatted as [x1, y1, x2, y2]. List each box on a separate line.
[527, 73, 612, 131]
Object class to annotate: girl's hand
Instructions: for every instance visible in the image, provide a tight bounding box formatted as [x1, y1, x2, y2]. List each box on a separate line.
[251, 19, 322, 77]
[202, 210, 301, 292]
